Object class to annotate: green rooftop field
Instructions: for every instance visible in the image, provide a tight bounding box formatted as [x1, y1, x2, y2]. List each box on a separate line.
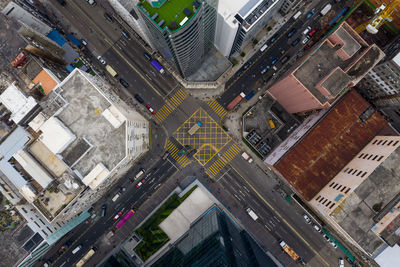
[139, 0, 197, 31]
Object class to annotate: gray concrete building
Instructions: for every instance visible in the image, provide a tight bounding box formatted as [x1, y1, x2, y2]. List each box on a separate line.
[280, 0, 302, 15]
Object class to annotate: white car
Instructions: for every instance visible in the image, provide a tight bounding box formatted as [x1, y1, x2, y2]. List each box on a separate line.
[313, 224, 321, 232]
[97, 56, 106, 65]
[330, 240, 338, 249]
[302, 37, 310, 44]
[338, 257, 344, 267]
[302, 26, 312, 35]
[303, 214, 312, 224]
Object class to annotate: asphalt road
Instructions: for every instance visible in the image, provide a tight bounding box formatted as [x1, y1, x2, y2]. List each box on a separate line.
[218, 0, 336, 108]
[38, 0, 354, 266]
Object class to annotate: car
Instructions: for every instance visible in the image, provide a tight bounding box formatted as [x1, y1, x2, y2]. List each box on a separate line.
[113, 211, 123, 221]
[306, 9, 315, 19]
[291, 38, 300, 46]
[260, 65, 270, 74]
[146, 105, 156, 114]
[271, 57, 280, 65]
[101, 204, 107, 217]
[269, 33, 279, 44]
[330, 240, 338, 249]
[303, 214, 312, 224]
[281, 55, 290, 64]
[81, 39, 88, 46]
[104, 13, 114, 22]
[302, 26, 312, 35]
[143, 52, 151, 61]
[243, 60, 253, 70]
[134, 94, 144, 103]
[308, 27, 319, 37]
[119, 78, 129, 88]
[121, 30, 131, 40]
[86, 0, 96, 6]
[302, 36, 310, 44]
[287, 28, 297, 38]
[57, 0, 66, 6]
[313, 224, 321, 232]
[322, 233, 330, 242]
[338, 257, 344, 267]
[97, 56, 106, 65]
[136, 178, 146, 188]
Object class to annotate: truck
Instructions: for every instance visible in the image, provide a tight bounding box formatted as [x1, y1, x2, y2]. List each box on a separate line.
[106, 65, 117, 77]
[151, 59, 165, 74]
[279, 241, 300, 261]
[320, 4, 332, 16]
[245, 91, 255, 100]
[188, 121, 202, 135]
[112, 192, 121, 202]
[76, 247, 96, 267]
[260, 44, 268, 52]
[241, 152, 253, 163]
[246, 208, 259, 221]
[268, 119, 275, 129]
[227, 92, 246, 111]
[292, 11, 302, 20]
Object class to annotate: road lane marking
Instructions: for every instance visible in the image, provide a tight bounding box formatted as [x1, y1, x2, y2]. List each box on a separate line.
[228, 164, 330, 266]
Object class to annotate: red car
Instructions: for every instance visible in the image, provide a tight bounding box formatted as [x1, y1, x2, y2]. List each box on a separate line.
[146, 105, 156, 114]
[113, 211, 123, 221]
[308, 27, 319, 37]
[136, 178, 146, 188]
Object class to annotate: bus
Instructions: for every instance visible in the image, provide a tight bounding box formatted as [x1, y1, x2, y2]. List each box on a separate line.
[105, 65, 117, 77]
[76, 247, 96, 267]
[116, 209, 135, 229]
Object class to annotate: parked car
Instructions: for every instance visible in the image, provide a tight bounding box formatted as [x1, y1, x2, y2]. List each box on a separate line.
[338, 258, 344, 267]
[101, 204, 107, 217]
[134, 94, 144, 103]
[86, 0, 96, 6]
[81, 39, 88, 46]
[306, 9, 315, 19]
[269, 33, 279, 44]
[136, 178, 146, 188]
[302, 36, 310, 44]
[330, 240, 338, 249]
[302, 26, 312, 35]
[291, 38, 300, 46]
[308, 27, 319, 37]
[146, 104, 156, 114]
[287, 28, 297, 38]
[119, 78, 129, 88]
[104, 13, 114, 22]
[260, 65, 270, 74]
[121, 30, 131, 40]
[303, 214, 312, 224]
[97, 56, 106, 65]
[113, 211, 123, 221]
[313, 224, 321, 232]
[271, 57, 280, 65]
[143, 52, 151, 61]
[322, 233, 330, 242]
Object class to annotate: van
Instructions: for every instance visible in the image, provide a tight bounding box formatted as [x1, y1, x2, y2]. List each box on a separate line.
[101, 204, 107, 217]
[72, 245, 83, 254]
[112, 193, 121, 202]
[134, 168, 145, 180]
[106, 65, 117, 77]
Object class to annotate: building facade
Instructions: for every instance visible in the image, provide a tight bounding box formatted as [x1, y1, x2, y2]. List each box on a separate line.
[280, 0, 302, 15]
[136, 0, 218, 78]
[267, 22, 385, 114]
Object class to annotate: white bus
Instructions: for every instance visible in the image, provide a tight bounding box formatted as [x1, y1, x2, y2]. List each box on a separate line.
[76, 248, 96, 267]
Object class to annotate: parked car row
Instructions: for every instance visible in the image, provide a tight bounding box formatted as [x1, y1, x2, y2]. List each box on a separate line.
[303, 214, 337, 249]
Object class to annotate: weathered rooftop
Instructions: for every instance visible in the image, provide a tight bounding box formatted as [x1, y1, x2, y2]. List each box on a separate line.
[275, 90, 388, 201]
[332, 146, 400, 255]
[41, 70, 126, 178]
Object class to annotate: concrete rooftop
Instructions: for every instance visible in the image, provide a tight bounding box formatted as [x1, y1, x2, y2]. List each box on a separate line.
[332, 146, 400, 255]
[41, 70, 126, 178]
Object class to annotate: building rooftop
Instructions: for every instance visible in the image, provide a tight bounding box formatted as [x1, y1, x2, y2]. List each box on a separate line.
[40, 69, 127, 180]
[332, 145, 400, 255]
[274, 90, 388, 201]
[32, 69, 59, 95]
[237, 0, 278, 30]
[293, 23, 384, 105]
[139, 0, 198, 31]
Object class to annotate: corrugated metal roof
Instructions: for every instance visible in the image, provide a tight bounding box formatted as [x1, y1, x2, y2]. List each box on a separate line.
[275, 90, 388, 201]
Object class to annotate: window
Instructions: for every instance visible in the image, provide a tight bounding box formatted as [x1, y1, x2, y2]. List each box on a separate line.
[387, 140, 393, 146]
[382, 140, 387, 145]
[21, 207, 27, 213]
[348, 168, 354, 174]
[345, 188, 351, 194]
[368, 154, 374, 160]
[352, 169, 358, 175]
[326, 201, 332, 207]
[343, 168, 349, 173]
[357, 171, 363, 176]
[373, 140, 378, 145]
[393, 141, 399, 146]
[42, 230, 48, 237]
[341, 186, 347, 192]
[358, 153, 364, 158]
[39, 219, 45, 225]
[361, 172, 367, 178]
[8, 193, 14, 199]
[363, 154, 369, 159]
[373, 155, 379, 161]
[330, 182, 335, 187]
[322, 199, 328, 205]
[333, 184, 338, 189]
[378, 156, 384, 161]
[377, 140, 383, 145]
[34, 221, 40, 227]
[46, 227, 53, 233]
[316, 195, 321, 201]
[329, 203, 335, 209]
[319, 197, 324, 203]
[337, 185, 342, 191]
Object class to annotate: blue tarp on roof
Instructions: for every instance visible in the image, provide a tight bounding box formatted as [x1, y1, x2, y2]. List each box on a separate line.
[67, 34, 81, 47]
[47, 29, 66, 47]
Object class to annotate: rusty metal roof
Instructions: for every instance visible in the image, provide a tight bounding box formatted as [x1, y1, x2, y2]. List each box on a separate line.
[275, 90, 388, 201]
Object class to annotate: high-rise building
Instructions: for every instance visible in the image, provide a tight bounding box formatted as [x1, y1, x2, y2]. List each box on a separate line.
[267, 22, 385, 114]
[151, 205, 277, 267]
[135, 0, 218, 78]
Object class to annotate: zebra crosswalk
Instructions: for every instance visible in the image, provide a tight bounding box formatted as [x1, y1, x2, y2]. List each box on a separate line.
[154, 88, 188, 123]
[206, 143, 241, 177]
[166, 141, 191, 168]
[207, 100, 227, 119]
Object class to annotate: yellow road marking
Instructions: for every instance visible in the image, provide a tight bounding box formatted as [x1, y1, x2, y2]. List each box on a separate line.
[207, 100, 227, 119]
[228, 163, 330, 266]
[155, 88, 187, 123]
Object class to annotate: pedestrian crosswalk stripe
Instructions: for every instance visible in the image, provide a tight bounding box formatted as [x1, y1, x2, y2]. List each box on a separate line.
[206, 143, 241, 178]
[207, 100, 227, 119]
[155, 88, 188, 123]
[165, 140, 191, 167]
[206, 158, 226, 178]
[222, 143, 241, 162]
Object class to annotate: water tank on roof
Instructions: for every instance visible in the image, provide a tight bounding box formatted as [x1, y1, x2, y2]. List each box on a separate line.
[158, 19, 165, 27]
[152, 13, 158, 20]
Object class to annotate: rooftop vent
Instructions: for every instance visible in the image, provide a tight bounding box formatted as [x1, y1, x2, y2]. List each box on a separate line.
[183, 8, 192, 17]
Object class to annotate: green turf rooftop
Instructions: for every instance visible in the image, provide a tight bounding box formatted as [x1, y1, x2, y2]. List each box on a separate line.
[139, 0, 197, 31]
